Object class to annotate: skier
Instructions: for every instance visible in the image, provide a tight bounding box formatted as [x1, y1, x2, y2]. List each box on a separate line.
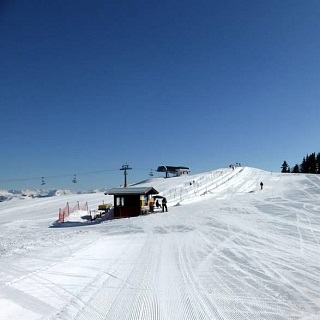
[162, 197, 168, 212]
[260, 182, 264, 190]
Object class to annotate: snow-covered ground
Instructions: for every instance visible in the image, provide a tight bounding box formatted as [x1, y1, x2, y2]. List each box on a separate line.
[1, 167, 320, 320]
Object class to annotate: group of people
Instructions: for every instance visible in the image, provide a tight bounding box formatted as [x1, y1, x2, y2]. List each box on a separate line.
[149, 197, 168, 212]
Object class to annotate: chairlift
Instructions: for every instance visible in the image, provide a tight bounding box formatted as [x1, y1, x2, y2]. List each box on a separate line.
[72, 174, 77, 183]
[149, 169, 154, 177]
[41, 177, 45, 185]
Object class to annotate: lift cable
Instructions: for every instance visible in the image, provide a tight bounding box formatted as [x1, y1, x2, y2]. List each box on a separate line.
[0, 168, 120, 183]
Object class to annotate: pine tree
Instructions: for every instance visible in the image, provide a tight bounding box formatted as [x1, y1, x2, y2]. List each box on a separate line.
[292, 164, 300, 173]
[300, 156, 308, 173]
[316, 153, 320, 174]
[287, 151, 320, 174]
[281, 161, 290, 173]
[309, 153, 317, 173]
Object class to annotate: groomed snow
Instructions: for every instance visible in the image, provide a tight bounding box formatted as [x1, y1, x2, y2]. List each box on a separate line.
[1, 167, 320, 319]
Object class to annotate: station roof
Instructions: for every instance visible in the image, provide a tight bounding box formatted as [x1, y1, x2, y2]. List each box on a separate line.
[105, 187, 159, 196]
[156, 166, 190, 173]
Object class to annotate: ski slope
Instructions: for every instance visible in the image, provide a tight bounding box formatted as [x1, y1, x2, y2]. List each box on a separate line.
[1, 167, 320, 320]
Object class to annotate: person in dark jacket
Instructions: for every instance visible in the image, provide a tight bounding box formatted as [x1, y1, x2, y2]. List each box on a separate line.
[162, 197, 168, 212]
[260, 182, 264, 190]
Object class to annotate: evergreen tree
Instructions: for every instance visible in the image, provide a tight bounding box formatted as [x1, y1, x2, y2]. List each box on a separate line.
[286, 151, 320, 174]
[281, 161, 290, 173]
[292, 164, 300, 173]
[300, 156, 309, 173]
[309, 153, 317, 173]
[316, 153, 320, 173]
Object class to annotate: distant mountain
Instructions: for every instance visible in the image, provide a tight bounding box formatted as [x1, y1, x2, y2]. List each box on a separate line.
[0, 189, 105, 202]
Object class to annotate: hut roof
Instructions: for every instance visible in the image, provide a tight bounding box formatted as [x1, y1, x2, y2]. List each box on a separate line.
[105, 187, 159, 196]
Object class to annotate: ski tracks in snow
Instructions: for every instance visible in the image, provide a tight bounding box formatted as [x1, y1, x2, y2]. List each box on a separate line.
[1, 169, 320, 319]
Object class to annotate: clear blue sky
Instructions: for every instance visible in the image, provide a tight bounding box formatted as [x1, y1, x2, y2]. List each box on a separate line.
[1, 0, 320, 190]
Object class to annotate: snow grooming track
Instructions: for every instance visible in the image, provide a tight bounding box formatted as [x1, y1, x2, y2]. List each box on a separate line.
[4, 232, 105, 320]
[216, 190, 320, 319]
[97, 215, 187, 320]
[51, 232, 149, 320]
[98, 232, 163, 320]
[177, 231, 224, 320]
[167, 183, 320, 320]
[152, 223, 203, 320]
[188, 220, 288, 319]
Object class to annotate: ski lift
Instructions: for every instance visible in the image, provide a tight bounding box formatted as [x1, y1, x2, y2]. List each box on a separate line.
[149, 169, 154, 177]
[72, 174, 77, 183]
[41, 177, 45, 185]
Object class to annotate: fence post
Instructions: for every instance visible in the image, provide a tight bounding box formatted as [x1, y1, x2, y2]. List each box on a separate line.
[58, 208, 64, 223]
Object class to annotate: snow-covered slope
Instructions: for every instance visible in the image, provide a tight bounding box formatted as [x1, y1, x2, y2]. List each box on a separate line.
[1, 167, 320, 320]
[136, 166, 278, 203]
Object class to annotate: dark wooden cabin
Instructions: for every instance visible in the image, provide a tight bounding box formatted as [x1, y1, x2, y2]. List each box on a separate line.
[105, 187, 159, 218]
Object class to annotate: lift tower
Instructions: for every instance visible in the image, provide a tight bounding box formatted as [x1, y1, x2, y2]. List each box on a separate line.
[120, 164, 132, 187]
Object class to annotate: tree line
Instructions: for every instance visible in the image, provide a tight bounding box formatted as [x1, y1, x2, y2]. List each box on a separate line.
[281, 152, 320, 173]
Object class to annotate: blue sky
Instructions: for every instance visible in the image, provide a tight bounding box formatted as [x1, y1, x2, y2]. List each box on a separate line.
[1, 0, 320, 190]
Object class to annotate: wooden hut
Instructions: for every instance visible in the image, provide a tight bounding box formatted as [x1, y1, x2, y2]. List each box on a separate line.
[105, 187, 159, 218]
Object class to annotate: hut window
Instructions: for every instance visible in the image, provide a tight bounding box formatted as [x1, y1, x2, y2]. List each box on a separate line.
[116, 197, 124, 206]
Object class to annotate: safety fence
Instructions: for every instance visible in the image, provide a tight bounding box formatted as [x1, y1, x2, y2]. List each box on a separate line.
[58, 201, 89, 223]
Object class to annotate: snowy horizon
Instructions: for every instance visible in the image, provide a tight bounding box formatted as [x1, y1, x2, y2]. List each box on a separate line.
[1, 166, 320, 319]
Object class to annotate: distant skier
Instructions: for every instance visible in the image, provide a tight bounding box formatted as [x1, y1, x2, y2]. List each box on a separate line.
[260, 182, 264, 190]
[162, 197, 168, 212]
